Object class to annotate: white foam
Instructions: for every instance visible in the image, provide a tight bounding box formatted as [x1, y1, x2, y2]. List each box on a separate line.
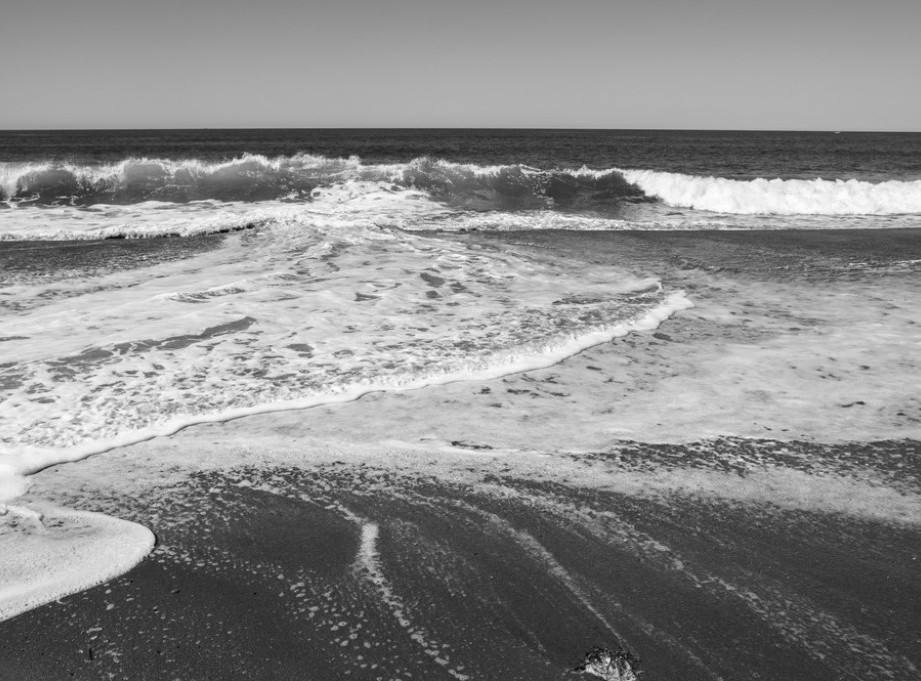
[0, 153, 362, 202]
[6, 152, 921, 218]
[0, 503, 155, 622]
[0, 182, 445, 241]
[1, 290, 691, 479]
[3, 198, 692, 466]
[621, 169, 921, 215]
[474, 464, 921, 527]
[353, 519, 465, 676]
[637, 467, 921, 525]
[0, 195, 723, 241]
[411, 209, 731, 233]
[0, 464, 29, 503]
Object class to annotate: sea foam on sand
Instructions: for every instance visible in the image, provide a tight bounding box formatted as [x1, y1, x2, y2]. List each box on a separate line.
[0, 290, 690, 624]
[0, 503, 155, 622]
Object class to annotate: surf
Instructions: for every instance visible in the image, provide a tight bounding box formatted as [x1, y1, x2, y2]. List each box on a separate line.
[623, 169, 921, 215]
[3, 154, 921, 218]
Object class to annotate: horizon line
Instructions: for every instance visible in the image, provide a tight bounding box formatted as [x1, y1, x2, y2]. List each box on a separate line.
[2, 126, 920, 135]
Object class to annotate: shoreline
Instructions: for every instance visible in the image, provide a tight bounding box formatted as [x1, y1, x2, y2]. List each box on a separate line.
[2, 226, 921, 679]
[2, 431, 919, 680]
[0, 290, 692, 483]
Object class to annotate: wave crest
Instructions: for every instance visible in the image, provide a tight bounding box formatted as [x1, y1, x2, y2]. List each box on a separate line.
[0, 154, 360, 205]
[401, 158, 647, 210]
[3, 155, 920, 217]
[623, 169, 921, 215]
[0, 155, 647, 209]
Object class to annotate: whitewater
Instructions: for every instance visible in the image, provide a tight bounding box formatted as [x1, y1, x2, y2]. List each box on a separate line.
[0, 158, 701, 621]
[2, 128, 921, 627]
[3, 153, 921, 219]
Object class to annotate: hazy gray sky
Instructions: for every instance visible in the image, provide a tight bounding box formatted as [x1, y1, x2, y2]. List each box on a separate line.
[2, 0, 919, 130]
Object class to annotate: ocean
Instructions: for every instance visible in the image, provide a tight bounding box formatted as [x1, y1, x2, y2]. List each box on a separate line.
[1, 129, 920, 680]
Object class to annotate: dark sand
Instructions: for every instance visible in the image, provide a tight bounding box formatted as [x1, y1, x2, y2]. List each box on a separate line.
[2, 439, 920, 681]
[3, 229, 921, 680]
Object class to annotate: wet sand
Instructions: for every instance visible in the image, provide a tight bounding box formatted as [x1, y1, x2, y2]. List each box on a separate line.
[2, 437, 919, 681]
[2, 228, 921, 680]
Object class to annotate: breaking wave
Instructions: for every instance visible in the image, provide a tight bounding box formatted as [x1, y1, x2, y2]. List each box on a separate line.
[0, 155, 645, 210]
[622, 169, 921, 215]
[2, 155, 920, 218]
[0, 183, 446, 241]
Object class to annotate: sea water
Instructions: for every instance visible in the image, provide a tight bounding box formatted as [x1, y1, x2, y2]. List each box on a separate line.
[1, 129, 920, 621]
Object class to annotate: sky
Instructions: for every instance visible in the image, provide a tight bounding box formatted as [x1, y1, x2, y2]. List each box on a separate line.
[1, 0, 919, 130]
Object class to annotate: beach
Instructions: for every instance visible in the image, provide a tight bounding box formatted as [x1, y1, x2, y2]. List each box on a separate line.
[3, 227, 920, 681]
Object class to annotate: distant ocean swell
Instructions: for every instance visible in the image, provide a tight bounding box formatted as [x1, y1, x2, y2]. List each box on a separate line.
[3, 154, 921, 217]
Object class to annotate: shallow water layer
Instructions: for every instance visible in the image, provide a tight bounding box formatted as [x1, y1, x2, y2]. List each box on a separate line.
[2, 227, 920, 680]
[2, 436, 918, 681]
[2, 129, 921, 678]
[0, 222, 681, 459]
